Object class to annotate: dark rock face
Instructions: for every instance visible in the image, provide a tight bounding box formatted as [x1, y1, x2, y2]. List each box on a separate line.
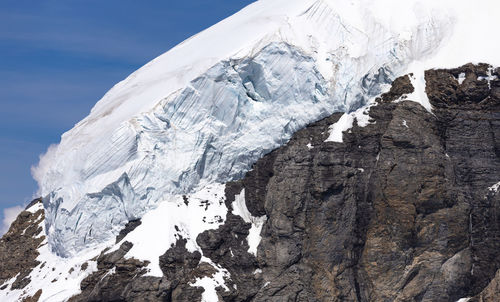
[115, 219, 142, 244]
[425, 63, 498, 109]
[198, 63, 499, 301]
[1, 64, 499, 302]
[473, 267, 500, 302]
[425, 64, 500, 300]
[379, 74, 415, 102]
[69, 241, 154, 302]
[0, 199, 45, 293]
[22, 289, 42, 302]
[197, 211, 262, 301]
[69, 237, 220, 301]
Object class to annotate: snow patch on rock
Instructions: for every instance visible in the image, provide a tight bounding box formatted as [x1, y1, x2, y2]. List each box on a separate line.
[457, 72, 466, 85]
[326, 103, 375, 143]
[488, 181, 500, 193]
[120, 184, 228, 277]
[232, 189, 266, 256]
[404, 67, 433, 112]
[478, 66, 498, 89]
[191, 257, 230, 302]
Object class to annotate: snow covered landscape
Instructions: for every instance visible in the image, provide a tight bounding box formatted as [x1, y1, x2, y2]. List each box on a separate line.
[1, 0, 500, 301]
[34, 0, 463, 257]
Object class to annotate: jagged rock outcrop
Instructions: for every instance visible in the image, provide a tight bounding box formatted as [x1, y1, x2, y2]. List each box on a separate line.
[0, 199, 45, 291]
[68, 241, 153, 302]
[200, 63, 500, 301]
[68, 237, 188, 301]
[0, 64, 499, 301]
[69, 232, 221, 301]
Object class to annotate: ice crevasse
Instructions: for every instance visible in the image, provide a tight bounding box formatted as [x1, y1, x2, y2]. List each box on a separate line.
[31, 0, 500, 257]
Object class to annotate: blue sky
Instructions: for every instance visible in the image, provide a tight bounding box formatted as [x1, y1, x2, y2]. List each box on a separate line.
[0, 0, 254, 231]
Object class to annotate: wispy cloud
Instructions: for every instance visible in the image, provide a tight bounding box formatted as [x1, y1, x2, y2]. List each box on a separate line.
[0, 205, 24, 235]
[0, 67, 132, 137]
[0, 30, 164, 65]
[0, 10, 169, 65]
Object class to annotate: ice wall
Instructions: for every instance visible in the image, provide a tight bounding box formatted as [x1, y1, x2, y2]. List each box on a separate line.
[34, 0, 453, 256]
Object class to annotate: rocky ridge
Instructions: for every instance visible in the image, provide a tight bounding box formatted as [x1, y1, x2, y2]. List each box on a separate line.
[0, 63, 499, 301]
[0, 199, 45, 300]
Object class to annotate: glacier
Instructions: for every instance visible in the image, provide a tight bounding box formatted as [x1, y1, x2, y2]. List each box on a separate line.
[30, 0, 500, 257]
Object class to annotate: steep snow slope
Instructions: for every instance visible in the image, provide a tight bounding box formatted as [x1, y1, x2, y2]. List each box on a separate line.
[31, 0, 499, 257]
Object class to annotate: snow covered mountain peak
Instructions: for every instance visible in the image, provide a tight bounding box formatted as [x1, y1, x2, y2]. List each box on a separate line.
[31, 0, 499, 257]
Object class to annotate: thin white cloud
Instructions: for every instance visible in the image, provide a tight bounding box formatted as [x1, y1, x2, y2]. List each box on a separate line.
[1, 205, 24, 235]
[0, 11, 163, 65]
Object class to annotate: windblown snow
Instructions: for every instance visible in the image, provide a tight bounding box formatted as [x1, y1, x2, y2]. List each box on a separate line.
[29, 0, 500, 268]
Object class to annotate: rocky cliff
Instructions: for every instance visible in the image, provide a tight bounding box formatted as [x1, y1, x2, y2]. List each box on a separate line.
[1, 63, 499, 301]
